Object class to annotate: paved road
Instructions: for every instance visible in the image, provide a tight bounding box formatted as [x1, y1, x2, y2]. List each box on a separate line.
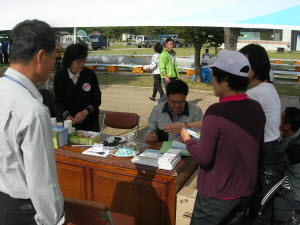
[100, 85, 299, 137]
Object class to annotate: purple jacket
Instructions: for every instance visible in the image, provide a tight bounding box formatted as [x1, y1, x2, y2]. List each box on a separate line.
[186, 95, 265, 198]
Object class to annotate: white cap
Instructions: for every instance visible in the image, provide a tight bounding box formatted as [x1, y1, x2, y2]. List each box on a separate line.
[205, 49, 250, 77]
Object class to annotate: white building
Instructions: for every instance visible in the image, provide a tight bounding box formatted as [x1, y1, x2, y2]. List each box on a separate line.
[236, 28, 299, 52]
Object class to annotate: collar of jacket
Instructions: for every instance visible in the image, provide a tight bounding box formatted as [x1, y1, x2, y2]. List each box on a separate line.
[162, 101, 189, 116]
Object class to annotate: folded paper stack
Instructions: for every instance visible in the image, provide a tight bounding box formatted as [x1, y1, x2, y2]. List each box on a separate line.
[131, 149, 162, 167]
[158, 149, 181, 170]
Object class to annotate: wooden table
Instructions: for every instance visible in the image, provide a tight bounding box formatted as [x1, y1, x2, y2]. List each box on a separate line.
[55, 139, 198, 225]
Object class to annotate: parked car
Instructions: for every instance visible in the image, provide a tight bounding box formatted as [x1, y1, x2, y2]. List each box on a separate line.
[135, 35, 159, 48]
[61, 35, 93, 50]
[89, 34, 109, 50]
[157, 34, 191, 48]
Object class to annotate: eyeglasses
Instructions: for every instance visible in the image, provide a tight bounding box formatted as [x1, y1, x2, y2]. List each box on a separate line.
[169, 100, 185, 105]
[74, 58, 87, 64]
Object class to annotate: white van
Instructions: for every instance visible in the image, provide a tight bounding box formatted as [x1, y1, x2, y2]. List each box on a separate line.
[61, 35, 93, 50]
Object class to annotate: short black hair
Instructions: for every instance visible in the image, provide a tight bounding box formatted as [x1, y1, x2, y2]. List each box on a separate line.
[154, 42, 163, 53]
[239, 44, 271, 82]
[62, 43, 88, 68]
[283, 107, 300, 132]
[10, 19, 55, 64]
[211, 67, 249, 92]
[166, 79, 189, 96]
[165, 38, 174, 45]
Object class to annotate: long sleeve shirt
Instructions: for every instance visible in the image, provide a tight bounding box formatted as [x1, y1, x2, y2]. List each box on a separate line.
[54, 67, 101, 131]
[159, 49, 179, 79]
[0, 68, 64, 225]
[148, 53, 160, 74]
[146, 101, 203, 141]
[185, 95, 265, 198]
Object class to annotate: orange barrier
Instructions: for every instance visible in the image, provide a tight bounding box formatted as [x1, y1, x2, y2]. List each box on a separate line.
[186, 69, 195, 76]
[274, 60, 282, 64]
[85, 65, 98, 71]
[107, 66, 119, 73]
[133, 67, 143, 73]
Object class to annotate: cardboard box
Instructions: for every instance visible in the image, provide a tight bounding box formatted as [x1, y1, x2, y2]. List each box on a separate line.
[176, 169, 198, 225]
[53, 126, 68, 148]
[68, 130, 100, 145]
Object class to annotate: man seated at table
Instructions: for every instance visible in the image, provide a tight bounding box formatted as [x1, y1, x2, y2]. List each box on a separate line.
[274, 107, 300, 224]
[145, 79, 203, 142]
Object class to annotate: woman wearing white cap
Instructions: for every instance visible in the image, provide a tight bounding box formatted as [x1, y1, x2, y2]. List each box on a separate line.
[181, 49, 266, 225]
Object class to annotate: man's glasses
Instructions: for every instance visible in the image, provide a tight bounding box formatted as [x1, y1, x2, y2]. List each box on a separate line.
[169, 100, 185, 105]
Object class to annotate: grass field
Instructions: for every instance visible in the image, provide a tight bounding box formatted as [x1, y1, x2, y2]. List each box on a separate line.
[95, 73, 300, 97]
[1, 46, 300, 96]
[92, 43, 300, 59]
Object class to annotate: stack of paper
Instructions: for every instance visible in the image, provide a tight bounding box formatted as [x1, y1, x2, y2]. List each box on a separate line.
[82, 143, 110, 157]
[158, 149, 181, 170]
[131, 149, 162, 167]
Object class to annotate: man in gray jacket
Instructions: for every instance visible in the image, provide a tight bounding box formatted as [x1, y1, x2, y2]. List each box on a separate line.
[145, 79, 202, 142]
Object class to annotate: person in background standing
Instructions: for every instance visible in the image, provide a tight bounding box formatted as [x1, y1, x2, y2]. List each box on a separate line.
[1, 40, 9, 64]
[202, 48, 211, 58]
[0, 42, 2, 64]
[158, 38, 179, 103]
[0, 19, 64, 225]
[55, 39, 63, 71]
[145, 42, 164, 101]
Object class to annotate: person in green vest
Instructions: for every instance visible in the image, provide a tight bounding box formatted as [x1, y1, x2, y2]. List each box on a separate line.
[158, 38, 179, 103]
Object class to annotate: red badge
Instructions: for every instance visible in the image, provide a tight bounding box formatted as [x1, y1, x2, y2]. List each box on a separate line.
[82, 83, 91, 92]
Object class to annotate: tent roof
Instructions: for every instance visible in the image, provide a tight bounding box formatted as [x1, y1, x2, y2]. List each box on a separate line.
[2, 0, 300, 30]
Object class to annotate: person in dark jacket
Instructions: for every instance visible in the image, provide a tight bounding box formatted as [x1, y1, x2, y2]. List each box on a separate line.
[54, 43, 101, 132]
[274, 107, 300, 224]
[1, 40, 9, 64]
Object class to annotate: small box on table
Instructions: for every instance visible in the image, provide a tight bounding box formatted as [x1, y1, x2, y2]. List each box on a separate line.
[68, 130, 100, 145]
[53, 126, 68, 148]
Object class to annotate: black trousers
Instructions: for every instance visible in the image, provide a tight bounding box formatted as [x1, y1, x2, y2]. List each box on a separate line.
[190, 192, 249, 225]
[0, 191, 36, 225]
[3, 52, 8, 64]
[249, 140, 287, 225]
[152, 74, 164, 99]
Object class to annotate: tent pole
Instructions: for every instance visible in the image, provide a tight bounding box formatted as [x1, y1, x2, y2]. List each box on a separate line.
[74, 27, 77, 44]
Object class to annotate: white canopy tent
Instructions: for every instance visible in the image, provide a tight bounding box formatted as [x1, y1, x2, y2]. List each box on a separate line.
[1, 0, 300, 30]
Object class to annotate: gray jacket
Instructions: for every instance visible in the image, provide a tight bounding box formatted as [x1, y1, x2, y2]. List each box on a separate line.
[145, 101, 203, 141]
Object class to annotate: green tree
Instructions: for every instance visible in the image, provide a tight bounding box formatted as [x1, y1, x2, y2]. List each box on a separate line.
[173, 27, 224, 82]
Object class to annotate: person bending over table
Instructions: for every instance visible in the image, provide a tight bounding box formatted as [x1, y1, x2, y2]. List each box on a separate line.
[54, 43, 101, 132]
[145, 79, 203, 142]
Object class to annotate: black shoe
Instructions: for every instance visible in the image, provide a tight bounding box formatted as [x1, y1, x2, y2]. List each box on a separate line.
[149, 97, 156, 101]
